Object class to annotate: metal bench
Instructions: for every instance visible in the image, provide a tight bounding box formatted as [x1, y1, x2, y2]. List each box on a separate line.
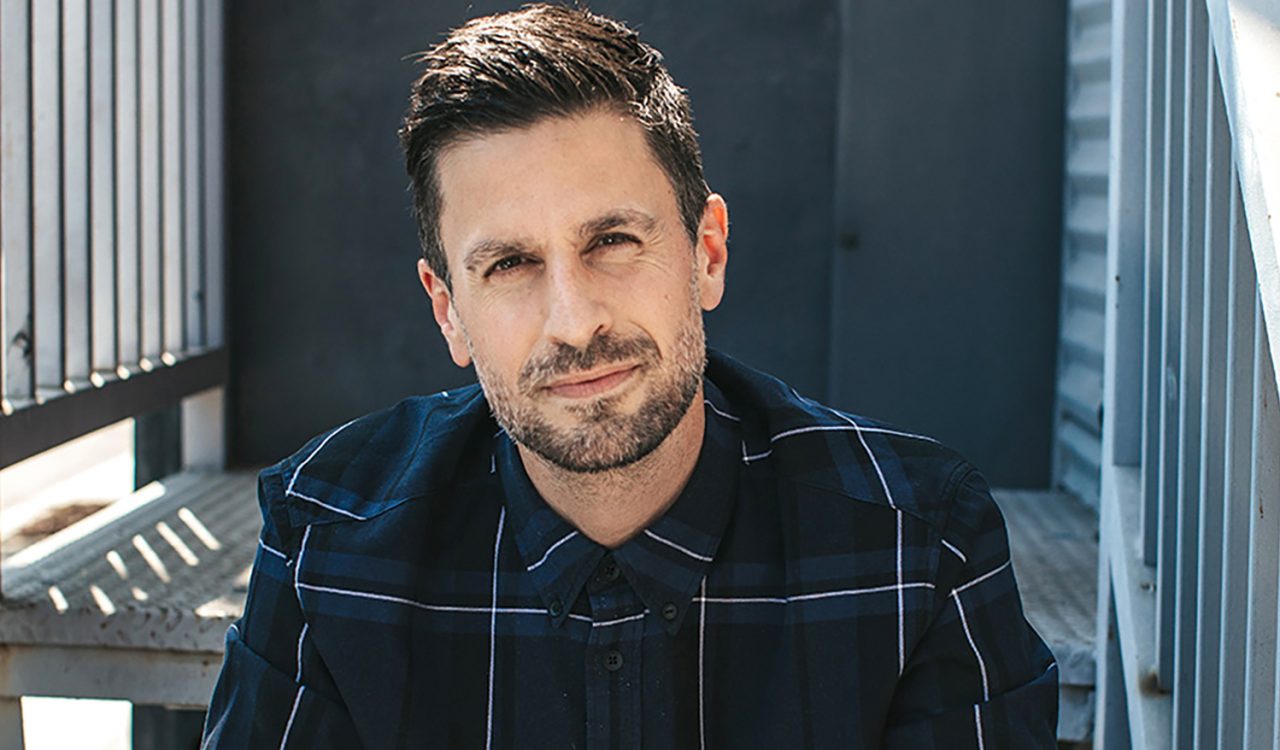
[0, 470, 259, 746]
[995, 488, 1098, 746]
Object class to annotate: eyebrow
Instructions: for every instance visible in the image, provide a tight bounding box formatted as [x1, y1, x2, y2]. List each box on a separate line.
[460, 209, 661, 274]
[576, 209, 660, 240]
[462, 238, 531, 274]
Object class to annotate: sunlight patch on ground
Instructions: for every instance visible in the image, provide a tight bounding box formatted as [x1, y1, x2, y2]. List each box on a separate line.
[21, 698, 129, 750]
[0, 420, 135, 558]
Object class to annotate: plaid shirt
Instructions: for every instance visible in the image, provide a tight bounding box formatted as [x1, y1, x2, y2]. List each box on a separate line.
[202, 350, 1057, 749]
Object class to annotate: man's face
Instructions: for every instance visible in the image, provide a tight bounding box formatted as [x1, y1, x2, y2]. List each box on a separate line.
[419, 109, 728, 473]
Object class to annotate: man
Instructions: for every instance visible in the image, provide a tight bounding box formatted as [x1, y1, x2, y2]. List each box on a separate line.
[202, 5, 1058, 748]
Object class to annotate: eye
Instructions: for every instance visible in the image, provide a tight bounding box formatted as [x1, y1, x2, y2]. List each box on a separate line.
[486, 255, 529, 277]
[594, 232, 639, 250]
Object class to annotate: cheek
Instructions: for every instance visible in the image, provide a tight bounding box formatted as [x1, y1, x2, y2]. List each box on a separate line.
[461, 304, 542, 366]
[630, 282, 699, 350]
[621, 261, 684, 302]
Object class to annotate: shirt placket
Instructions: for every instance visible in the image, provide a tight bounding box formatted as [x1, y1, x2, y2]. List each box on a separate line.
[583, 555, 644, 750]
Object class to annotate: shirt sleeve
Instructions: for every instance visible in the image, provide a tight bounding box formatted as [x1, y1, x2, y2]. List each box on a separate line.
[882, 468, 1059, 749]
[201, 468, 364, 749]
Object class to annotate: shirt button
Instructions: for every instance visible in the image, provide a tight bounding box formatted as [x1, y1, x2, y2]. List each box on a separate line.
[548, 599, 563, 618]
[602, 650, 624, 672]
[662, 602, 679, 621]
[601, 559, 621, 583]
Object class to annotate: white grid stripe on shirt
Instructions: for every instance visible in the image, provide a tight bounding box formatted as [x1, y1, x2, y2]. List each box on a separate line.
[823, 410, 898, 512]
[952, 559, 1011, 596]
[286, 417, 358, 496]
[942, 538, 968, 563]
[895, 510, 905, 674]
[278, 685, 304, 750]
[259, 538, 289, 562]
[293, 526, 312, 612]
[485, 507, 505, 750]
[741, 442, 773, 463]
[741, 417, 939, 466]
[295, 579, 935, 618]
[591, 611, 648, 628]
[644, 529, 713, 562]
[526, 530, 579, 572]
[704, 400, 741, 422]
[296, 581, 546, 616]
[698, 576, 707, 750]
[767, 423, 938, 445]
[285, 490, 368, 521]
[952, 590, 990, 701]
[294, 623, 307, 683]
[696, 580, 934, 605]
[829, 406, 911, 675]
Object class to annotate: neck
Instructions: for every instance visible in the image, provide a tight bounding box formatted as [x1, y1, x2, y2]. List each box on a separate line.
[519, 389, 706, 548]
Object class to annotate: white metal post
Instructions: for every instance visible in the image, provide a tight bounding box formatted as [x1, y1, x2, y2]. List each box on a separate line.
[181, 386, 225, 471]
[0, 697, 24, 750]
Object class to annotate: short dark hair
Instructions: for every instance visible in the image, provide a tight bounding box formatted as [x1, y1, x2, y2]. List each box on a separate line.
[399, 3, 710, 288]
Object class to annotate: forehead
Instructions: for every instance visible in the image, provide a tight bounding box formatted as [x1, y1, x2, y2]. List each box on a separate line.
[435, 110, 680, 266]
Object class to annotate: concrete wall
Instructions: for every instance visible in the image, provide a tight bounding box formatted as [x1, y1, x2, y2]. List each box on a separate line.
[828, 1, 1067, 487]
[226, 0, 1065, 486]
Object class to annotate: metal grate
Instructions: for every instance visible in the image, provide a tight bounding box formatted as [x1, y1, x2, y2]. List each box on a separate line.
[0, 0, 225, 468]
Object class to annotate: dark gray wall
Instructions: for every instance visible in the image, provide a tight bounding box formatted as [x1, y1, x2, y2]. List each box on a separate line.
[828, 2, 1067, 487]
[226, 1, 1065, 487]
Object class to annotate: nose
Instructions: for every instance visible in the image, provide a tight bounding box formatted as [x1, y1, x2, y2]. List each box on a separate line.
[541, 258, 612, 350]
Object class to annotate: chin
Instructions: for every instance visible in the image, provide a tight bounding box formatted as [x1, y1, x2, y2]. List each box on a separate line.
[518, 383, 698, 474]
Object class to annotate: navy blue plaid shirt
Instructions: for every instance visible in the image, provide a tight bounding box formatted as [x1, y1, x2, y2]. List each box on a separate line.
[202, 350, 1057, 748]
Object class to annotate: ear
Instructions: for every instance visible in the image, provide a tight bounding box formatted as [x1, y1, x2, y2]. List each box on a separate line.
[418, 258, 473, 368]
[694, 194, 729, 311]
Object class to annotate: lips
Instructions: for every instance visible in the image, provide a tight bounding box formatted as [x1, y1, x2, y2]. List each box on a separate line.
[543, 364, 640, 399]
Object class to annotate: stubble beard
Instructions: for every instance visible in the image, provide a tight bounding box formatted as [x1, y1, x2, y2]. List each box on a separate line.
[470, 294, 706, 474]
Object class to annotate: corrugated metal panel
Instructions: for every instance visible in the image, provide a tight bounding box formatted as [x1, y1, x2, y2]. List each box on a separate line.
[1053, 0, 1112, 508]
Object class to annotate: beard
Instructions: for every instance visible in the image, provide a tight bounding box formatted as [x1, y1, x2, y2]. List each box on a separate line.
[469, 293, 706, 474]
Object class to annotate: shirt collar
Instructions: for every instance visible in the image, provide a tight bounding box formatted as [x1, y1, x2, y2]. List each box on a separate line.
[497, 379, 741, 635]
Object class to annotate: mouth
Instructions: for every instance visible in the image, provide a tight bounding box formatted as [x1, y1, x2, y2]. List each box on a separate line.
[542, 363, 641, 399]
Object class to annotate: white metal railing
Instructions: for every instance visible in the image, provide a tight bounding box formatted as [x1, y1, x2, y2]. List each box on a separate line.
[0, 3, 228, 741]
[0, 0, 226, 468]
[1094, 0, 1280, 747]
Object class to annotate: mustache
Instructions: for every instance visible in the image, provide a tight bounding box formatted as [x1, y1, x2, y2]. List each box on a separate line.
[519, 333, 659, 392]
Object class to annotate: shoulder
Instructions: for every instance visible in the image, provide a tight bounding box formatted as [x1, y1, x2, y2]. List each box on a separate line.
[706, 349, 983, 536]
[256, 385, 494, 534]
